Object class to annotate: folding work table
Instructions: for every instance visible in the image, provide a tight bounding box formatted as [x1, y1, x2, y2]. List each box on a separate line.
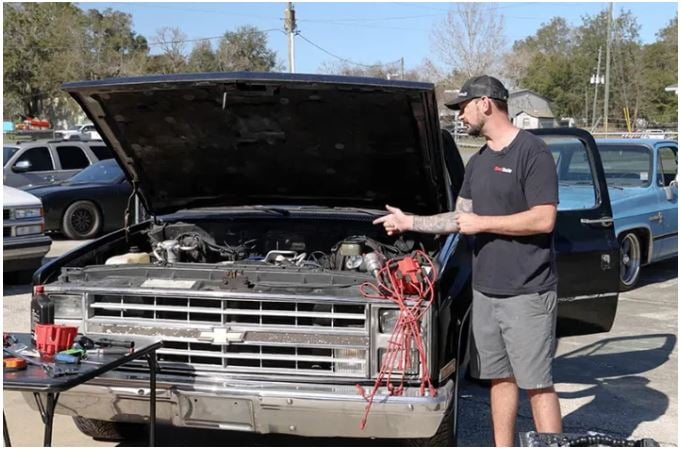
[3, 333, 162, 447]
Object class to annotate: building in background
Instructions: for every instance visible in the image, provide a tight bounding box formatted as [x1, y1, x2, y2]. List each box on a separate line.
[508, 90, 557, 129]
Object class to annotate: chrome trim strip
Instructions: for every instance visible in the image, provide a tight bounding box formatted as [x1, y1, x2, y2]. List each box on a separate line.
[559, 292, 618, 302]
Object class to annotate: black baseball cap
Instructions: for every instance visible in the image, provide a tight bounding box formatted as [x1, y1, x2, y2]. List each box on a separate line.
[445, 75, 509, 110]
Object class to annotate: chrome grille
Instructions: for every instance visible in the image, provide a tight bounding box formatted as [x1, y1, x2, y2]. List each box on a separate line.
[87, 293, 370, 377]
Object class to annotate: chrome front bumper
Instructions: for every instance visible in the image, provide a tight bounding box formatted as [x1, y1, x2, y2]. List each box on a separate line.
[23, 371, 453, 438]
[3, 234, 51, 260]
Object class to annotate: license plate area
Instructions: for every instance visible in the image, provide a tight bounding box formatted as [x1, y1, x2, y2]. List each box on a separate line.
[177, 392, 254, 431]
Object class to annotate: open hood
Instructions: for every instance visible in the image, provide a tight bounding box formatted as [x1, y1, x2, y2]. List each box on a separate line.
[63, 72, 449, 216]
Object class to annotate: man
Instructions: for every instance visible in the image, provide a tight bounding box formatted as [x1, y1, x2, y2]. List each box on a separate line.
[373, 75, 561, 446]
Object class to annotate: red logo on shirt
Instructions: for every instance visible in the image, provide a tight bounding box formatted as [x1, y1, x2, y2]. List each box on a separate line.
[494, 166, 513, 174]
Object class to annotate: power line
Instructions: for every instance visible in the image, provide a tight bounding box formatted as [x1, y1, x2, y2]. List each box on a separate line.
[296, 32, 402, 69]
[297, 13, 442, 23]
[149, 29, 285, 47]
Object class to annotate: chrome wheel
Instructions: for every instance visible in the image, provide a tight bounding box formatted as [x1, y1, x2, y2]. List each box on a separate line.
[619, 233, 641, 290]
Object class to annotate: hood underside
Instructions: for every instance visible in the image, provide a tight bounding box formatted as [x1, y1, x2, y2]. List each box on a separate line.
[63, 72, 448, 216]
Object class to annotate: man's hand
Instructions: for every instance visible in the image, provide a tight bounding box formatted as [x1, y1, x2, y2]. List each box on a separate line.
[373, 204, 414, 236]
[455, 212, 485, 235]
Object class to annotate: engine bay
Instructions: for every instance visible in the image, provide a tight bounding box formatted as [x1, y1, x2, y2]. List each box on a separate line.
[136, 219, 436, 276]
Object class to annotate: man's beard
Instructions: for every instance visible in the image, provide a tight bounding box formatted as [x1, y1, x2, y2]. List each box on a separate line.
[467, 123, 482, 137]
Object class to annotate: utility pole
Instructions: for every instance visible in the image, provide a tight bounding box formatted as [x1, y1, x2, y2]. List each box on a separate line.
[604, 2, 613, 134]
[400, 57, 404, 79]
[284, 2, 297, 73]
[585, 87, 589, 126]
[591, 47, 603, 128]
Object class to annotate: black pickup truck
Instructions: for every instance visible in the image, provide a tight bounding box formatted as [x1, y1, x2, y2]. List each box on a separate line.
[29, 72, 619, 445]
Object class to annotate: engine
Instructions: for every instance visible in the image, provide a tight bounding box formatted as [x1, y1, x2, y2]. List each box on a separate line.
[109, 222, 426, 276]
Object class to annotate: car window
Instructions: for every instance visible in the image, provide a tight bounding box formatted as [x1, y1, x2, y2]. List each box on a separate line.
[82, 125, 95, 132]
[69, 159, 124, 184]
[657, 146, 678, 186]
[545, 137, 597, 210]
[597, 144, 652, 187]
[89, 145, 114, 160]
[3, 146, 19, 166]
[16, 146, 54, 171]
[56, 145, 90, 170]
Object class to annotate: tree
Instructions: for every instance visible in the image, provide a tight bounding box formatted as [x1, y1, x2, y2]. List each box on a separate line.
[3, 4, 149, 125]
[215, 26, 277, 72]
[188, 40, 217, 73]
[430, 3, 506, 79]
[151, 26, 188, 74]
[504, 17, 574, 90]
[3, 3, 83, 121]
[80, 8, 149, 79]
[639, 14, 677, 125]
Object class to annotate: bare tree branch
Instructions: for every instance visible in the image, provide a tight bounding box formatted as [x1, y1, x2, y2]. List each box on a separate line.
[430, 4, 506, 78]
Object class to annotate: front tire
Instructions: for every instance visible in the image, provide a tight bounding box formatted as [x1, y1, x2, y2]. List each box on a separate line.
[72, 417, 145, 441]
[619, 232, 642, 291]
[62, 200, 102, 240]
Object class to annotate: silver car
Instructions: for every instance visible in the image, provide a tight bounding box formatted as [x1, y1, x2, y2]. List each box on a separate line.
[3, 138, 112, 188]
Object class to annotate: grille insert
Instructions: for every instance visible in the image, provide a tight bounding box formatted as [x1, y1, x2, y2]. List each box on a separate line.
[88, 293, 369, 377]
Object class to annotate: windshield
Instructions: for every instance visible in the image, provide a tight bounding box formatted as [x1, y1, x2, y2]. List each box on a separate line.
[69, 159, 124, 184]
[3, 146, 19, 166]
[598, 144, 652, 187]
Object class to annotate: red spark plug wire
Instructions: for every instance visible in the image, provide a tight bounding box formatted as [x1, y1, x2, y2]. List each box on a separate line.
[356, 250, 438, 430]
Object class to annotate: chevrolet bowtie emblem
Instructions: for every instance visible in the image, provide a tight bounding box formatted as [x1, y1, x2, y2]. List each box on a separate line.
[198, 328, 245, 344]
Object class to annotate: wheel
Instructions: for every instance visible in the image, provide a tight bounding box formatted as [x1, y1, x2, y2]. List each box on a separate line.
[62, 200, 102, 240]
[72, 416, 146, 441]
[406, 395, 456, 446]
[619, 232, 642, 291]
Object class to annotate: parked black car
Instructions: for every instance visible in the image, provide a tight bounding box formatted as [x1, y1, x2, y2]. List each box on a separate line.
[25, 159, 131, 239]
[29, 73, 620, 445]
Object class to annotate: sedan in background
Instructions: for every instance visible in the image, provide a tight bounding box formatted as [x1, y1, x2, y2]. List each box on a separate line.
[25, 159, 132, 240]
[551, 138, 677, 290]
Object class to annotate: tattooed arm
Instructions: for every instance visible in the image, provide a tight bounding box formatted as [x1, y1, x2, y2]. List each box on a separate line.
[373, 197, 472, 236]
[412, 197, 472, 234]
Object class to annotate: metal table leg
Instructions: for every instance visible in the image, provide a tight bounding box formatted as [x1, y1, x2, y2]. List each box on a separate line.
[3, 410, 11, 447]
[34, 392, 59, 447]
[146, 351, 157, 447]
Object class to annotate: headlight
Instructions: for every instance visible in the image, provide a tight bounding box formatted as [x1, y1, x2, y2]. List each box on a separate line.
[334, 348, 367, 376]
[51, 294, 83, 320]
[379, 309, 400, 333]
[16, 225, 43, 236]
[14, 208, 42, 219]
[378, 349, 420, 376]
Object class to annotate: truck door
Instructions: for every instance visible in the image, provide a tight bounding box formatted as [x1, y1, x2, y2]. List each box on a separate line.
[529, 128, 619, 337]
[654, 143, 678, 260]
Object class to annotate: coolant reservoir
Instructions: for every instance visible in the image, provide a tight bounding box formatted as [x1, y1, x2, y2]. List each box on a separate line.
[105, 246, 151, 265]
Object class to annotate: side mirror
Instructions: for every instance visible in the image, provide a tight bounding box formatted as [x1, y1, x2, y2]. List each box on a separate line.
[663, 179, 677, 201]
[12, 160, 31, 173]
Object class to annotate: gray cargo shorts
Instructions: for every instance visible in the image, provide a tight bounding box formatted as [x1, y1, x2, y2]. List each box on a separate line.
[469, 289, 558, 390]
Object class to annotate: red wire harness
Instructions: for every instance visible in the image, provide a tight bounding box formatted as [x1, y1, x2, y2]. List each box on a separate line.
[356, 250, 438, 430]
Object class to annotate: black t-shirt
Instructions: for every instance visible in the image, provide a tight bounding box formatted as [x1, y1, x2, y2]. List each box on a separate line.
[459, 129, 558, 296]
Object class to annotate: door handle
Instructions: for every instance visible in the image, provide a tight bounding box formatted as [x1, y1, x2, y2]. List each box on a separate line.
[580, 217, 614, 227]
[649, 212, 663, 223]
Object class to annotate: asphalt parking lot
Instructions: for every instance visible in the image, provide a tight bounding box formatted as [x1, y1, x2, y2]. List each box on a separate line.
[3, 238, 677, 446]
